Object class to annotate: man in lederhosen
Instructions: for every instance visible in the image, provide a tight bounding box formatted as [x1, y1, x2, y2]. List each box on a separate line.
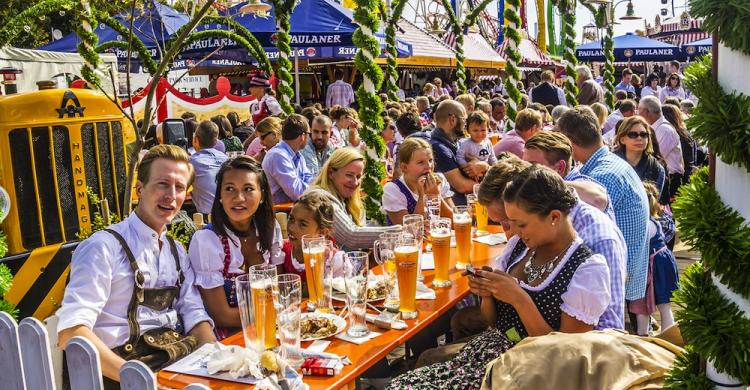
[57, 144, 216, 388]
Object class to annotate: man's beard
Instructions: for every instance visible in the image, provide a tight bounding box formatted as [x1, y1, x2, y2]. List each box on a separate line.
[453, 123, 465, 138]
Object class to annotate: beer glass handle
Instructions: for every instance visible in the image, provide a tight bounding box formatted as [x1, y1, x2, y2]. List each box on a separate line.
[373, 240, 382, 265]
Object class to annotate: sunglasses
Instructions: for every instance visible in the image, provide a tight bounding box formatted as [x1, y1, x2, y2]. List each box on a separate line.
[626, 131, 649, 139]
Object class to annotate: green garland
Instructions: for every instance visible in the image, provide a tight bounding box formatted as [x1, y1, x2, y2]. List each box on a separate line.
[353, 0, 387, 224]
[689, 0, 750, 57]
[670, 260, 750, 384]
[382, 0, 408, 101]
[74, 1, 103, 89]
[0, 0, 75, 47]
[502, 0, 522, 131]
[665, 346, 714, 390]
[602, 24, 615, 109]
[556, 0, 578, 106]
[94, 12, 159, 76]
[439, 0, 494, 94]
[682, 55, 750, 173]
[0, 230, 18, 319]
[201, 16, 270, 74]
[270, 0, 298, 115]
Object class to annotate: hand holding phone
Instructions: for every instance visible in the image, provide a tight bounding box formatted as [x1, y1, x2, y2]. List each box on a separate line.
[463, 264, 479, 277]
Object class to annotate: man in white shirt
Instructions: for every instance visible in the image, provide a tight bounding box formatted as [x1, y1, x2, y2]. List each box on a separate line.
[57, 145, 215, 385]
[326, 69, 355, 108]
[602, 99, 636, 144]
[638, 96, 684, 176]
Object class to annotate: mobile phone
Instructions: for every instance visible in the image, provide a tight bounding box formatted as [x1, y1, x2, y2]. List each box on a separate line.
[464, 264, 479, 277]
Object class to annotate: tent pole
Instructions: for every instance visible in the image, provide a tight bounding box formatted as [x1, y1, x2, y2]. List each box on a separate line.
[295, 54, 301, 106]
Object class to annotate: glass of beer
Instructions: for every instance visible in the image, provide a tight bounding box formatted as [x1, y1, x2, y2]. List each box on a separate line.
[430, 217, 453, 287]
[301, 234, 333, 312]
[473, 184, 489, 235]
[276, 274, 303, 367]
[374, 232, 401, 312]
[247, 264, 279, 351]
[394, 235, 420, 319]
[343, 251, 370, 338]
[403, 214, 425, 281]
[453, 205, 472, 270]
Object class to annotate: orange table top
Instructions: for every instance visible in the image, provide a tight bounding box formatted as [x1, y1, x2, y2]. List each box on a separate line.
[158, 226, 506, 390]
[273, 202, 294, 213]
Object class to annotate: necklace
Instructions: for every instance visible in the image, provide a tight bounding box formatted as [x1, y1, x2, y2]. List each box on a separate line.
[523, 241, 574, 283]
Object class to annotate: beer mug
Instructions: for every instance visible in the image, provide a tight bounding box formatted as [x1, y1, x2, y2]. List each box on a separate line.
[403, 214, 425, 281]
[301, 234, 334, 312]
[453, 205, 472, 270]
[374, 231, 401, 312]
[430, 217, 453, 288]
[394, 235, 420, 320]
[247, 264, 278, 351]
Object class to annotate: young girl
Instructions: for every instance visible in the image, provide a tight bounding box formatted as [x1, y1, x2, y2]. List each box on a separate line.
[629, 182, 679, 335]
[188, 156, 284, 339]
[457, 111, 497, 180]
[382, 137, 455, 225]
[282, 191, 343, 279]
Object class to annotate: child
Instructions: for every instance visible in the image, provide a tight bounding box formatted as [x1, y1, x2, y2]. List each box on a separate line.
[283, 191, 343, 279]
[629, 182, 680, 335]
[457, 111, 497, 180]
[382, 137, 455, 225]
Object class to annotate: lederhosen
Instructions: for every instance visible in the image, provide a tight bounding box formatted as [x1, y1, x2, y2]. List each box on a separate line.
[215, 234, 243, 340]
[104, 229, 198, 388]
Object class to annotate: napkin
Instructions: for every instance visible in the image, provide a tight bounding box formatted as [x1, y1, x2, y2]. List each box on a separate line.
[206, 343, 263, 379]
[473, 233, 507, 246]
[335, 330, 382, 345]
[416, 282, 436, 300]
[420, 253, 435, 270]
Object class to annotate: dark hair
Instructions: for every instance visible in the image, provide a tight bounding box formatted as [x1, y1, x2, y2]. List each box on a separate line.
[281, 113, 310, 140]
[211, 156, 275, 254]
[557, 106, 602, 148]
[502, 165, 577, 216]
[211, 115, 233, 139]
[664, 97, 681, 107]
[490, 98, 506, 109]
[615, 90, 628, 100]
[227, 112, 241, 128]
[467, 111, 489, 127]
[301, 106, 322, 125]
[619, 99, 637, 114]
[334, 69, 345, 79]
[622, 68, 633, 76]
[645, 73, 660, 86]
[184, 118, 198, 145]
[195, 120, 219, 148]
[395, 111, 422, 137]
[180, 111, 196, 121]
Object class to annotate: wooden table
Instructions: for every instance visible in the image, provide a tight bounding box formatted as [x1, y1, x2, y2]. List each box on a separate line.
[273, 202, 294, 213]
[158, 226, 506, 389]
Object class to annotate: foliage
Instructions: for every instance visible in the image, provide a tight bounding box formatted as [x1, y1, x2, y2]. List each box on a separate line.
[671, 261, 750, 383]
[94, 11, 159, 76]
[664, 346, 714, 390]
[682, 55, 750, 173]
[270, 0, 298, 115]
[0, 261, 18, 319]
[556, 0, 578, 106]
[381, 0, 408, 101]
[167, 213, 197, 248]
[0, 230, 7, 258]
[689, 0, 750, 57]
[77, 187, 121, 239]
[501, 0, 522, 131]
[353, 0, 387, 224]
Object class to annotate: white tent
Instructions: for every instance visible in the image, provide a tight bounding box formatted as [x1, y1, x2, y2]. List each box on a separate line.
[0, 46, 118, 95]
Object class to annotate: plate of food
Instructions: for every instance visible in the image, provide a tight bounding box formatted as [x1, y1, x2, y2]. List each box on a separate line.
[300, 312, 347, 341]
[331, 275, 388, 302]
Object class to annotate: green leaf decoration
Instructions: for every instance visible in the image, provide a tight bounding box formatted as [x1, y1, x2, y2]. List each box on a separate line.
[664, 345, 714, 390]
[689, 0, 750, 57]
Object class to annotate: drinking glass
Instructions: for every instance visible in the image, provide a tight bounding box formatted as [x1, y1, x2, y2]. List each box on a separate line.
[430, 217, 453, 288]
[394, 235, 420, 320]
[235, 274, 258, 352]
[453, 205, 472, 270]
[403, 214, 425, 281]
[249, 264, 278, 350]
[425, 194, 441, 221]
[343, 251, 370, 338]
[276, 274, 303, 367]
[472, 184, 489, 235]
[301, 234, 333, 312]
[374, 231, 401, 312]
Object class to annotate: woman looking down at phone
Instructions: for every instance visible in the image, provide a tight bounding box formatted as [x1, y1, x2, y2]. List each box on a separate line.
[388, 165, 611, 389]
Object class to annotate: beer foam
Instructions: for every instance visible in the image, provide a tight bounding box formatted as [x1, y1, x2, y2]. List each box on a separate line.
[303, 247, 325, 255]
[431, 229, 451, 238]
[394, 245, 419, 254]
[453, 213, 471, 224]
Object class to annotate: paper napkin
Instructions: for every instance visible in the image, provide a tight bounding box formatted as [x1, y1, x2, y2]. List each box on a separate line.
[335, 330, 382, 345]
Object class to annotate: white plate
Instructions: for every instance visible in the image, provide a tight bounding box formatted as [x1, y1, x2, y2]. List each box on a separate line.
[300, 312, 347, 341]
[331, 275, 387, 302]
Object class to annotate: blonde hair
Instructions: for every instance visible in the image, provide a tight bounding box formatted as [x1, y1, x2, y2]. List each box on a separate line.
[642, 181, 662, 217]
[312, 148, 366, 226]
[590, 103, 609, 128]
[137, 144, 194, 186]
[614, 115, 655, 155]
[455, 94, 476, 111]
[255, 116, 282, 137]
[397, 137, 432, 165]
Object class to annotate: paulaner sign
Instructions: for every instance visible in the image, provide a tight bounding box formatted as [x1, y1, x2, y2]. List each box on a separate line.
[634, 48, 675, 56]
[290, 35, 342, 44]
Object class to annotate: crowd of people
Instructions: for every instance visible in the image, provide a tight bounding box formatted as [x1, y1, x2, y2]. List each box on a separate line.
[54, 64, 702, 388]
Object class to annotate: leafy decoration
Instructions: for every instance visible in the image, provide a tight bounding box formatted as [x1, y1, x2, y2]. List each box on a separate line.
[556, 0, 578, 106]
[682, 55, 750, 173]
[664, 346, 714, 390]
[270, 0, 298, 115]
[353, 0, 387, 224]
[502, 0, 523, 131]
[77, 187, 121, 239]
[94, 11, 159, 76]
[382, 0, 408, 101]
[0, 235, 18, 318]
[689, 0, 750, 57]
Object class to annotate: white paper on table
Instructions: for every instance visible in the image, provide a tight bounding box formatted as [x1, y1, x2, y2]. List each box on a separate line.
[306, 340, 330, 353]
[473, 233, 507, 246]
[416, 282, 436, 300]
[162, 344, 259, 384]
[420, 253, 435, 270]
[335, 330, 381, 345]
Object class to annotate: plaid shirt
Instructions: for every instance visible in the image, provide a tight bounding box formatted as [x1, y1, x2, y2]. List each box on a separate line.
[570, 199, 628, 330]
[579, 147, 650, 301]
[326, 80, 355, 108]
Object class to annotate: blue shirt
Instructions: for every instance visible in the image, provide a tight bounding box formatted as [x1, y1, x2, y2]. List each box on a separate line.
[189, 148, 228, 214]
[615, 81, 635, 94]
[299, 139, 335, 179]
[570, 199, 627, 330]
[579, 146, 649, 301]
[430, 127, 469, 205]
[565, 169, 617, 221]
[262, 141, 314, 204]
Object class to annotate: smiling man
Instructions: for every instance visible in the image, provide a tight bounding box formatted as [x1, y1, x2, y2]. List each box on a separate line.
[57, 145, 215, 388]
[300, 115, 335, 178]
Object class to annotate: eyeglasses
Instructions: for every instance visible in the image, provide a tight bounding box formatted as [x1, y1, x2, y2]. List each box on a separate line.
[626, 131, 649, 139]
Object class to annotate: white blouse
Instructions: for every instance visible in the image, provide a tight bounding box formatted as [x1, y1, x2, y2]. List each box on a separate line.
[495, 235, 611, 326]
[188, 221, 284, 289]
[381, 174, 454, 214]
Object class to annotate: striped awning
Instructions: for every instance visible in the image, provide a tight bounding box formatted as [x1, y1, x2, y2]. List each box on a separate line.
[496, 37, 559, 67]
[654, 31, 710, 47]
